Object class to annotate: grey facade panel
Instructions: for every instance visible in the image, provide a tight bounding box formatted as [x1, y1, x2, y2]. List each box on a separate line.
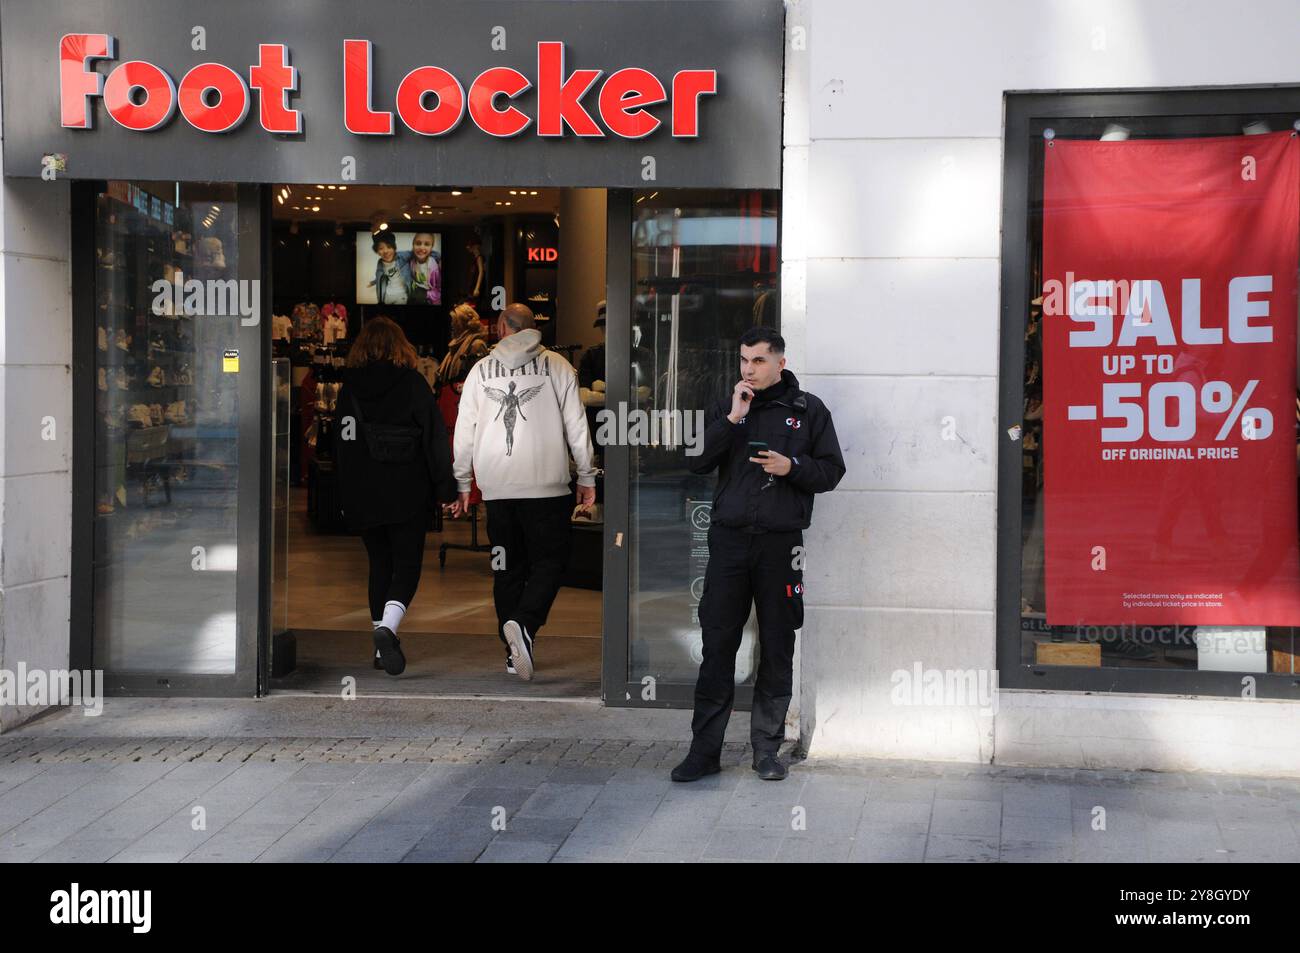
[0, 0, 784, 188]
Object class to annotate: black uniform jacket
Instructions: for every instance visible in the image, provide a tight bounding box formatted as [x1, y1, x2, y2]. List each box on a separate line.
[690, 369, 846, 532]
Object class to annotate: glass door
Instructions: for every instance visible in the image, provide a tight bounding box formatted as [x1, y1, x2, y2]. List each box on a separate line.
[603, 188, 781, 707]
[81, 181, 265, 695]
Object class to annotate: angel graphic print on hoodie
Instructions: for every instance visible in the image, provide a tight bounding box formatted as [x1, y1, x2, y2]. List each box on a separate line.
[453, 328, 596, 500]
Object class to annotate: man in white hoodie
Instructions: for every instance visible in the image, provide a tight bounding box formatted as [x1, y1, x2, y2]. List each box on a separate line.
[451, 303, 597, 679]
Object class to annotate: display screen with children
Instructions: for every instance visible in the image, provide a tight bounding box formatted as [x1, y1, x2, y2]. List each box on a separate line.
[355, 229, 443, 306]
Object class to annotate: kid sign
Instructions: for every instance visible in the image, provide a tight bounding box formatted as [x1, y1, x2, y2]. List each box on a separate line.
[1041, 131, 1300, 626]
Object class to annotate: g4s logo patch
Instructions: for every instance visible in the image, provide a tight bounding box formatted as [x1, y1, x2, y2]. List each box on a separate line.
[785, 417, 802, 429]
[785, 583, 803, 597]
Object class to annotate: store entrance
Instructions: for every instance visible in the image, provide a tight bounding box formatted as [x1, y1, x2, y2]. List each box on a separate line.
[265, 185, 609, 697]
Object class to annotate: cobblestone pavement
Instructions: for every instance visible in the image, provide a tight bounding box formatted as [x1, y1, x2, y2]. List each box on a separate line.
[2, 729, 1298, 862]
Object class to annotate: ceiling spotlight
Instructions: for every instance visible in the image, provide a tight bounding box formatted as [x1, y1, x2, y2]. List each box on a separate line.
[529, 191, 538, 195]
[509, 190, 517, 195]
[277, 194, 284, 204]
[338, 186, 347, 191]
[451, 190, 462, 196]
[402, 211, 411, 220]
[378, 222, 388, 230]
[312, 205, 320, 212]
[326, 185, 336, 190]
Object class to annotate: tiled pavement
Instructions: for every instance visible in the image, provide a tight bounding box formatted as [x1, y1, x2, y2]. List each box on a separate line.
[2, 731, 1299, 862]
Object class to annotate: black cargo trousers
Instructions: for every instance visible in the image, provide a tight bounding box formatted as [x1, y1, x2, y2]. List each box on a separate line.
[689, 523, 804, 761]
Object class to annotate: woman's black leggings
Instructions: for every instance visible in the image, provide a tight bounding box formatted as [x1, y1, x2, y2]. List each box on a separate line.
[360, 519, 428, 621]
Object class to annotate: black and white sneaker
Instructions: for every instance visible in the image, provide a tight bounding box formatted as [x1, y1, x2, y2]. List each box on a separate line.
[502, 620, 534, 680]
[372, 626, 406, 676]
[506, 653, 517, 676]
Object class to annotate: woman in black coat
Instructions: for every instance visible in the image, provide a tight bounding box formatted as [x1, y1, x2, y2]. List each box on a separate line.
[334, 316, 457, 675]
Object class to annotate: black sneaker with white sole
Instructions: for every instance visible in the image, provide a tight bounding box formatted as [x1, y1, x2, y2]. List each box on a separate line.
[372, 626, 406, 676]
[506, 653, 517, 676]
[502, 620, 534, 680]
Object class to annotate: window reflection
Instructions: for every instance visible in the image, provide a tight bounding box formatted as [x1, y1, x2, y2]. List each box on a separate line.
[93, 182, 241, 674]
[627, 189, 780, 685]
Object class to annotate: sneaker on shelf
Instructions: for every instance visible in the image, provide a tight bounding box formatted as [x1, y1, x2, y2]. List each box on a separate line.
[1101, 639, 1156, 661]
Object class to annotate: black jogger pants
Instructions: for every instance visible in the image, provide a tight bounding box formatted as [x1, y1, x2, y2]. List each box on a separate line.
[689, 524, 804, 761]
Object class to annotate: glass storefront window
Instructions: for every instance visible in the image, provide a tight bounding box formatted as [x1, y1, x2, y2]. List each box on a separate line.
[1014, 111, 1300, 682]
[92, 182, 242, 674]
[625, 189, 780, 687]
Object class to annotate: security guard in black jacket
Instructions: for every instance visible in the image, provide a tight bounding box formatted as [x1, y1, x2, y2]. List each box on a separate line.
[672, 327, 846, 782]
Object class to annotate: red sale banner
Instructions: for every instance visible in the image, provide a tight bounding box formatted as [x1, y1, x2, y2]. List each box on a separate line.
[1042, 131, 1300, 625]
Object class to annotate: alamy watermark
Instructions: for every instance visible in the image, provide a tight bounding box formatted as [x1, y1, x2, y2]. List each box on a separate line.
[151, 271, 260, 326]
[593, 402, 705, 455]
[0, 664, 103, 716]
[889, 663, 999, 716]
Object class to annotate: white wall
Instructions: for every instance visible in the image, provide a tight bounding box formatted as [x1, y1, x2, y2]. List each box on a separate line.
[0, 96, 74, 730]
[795, 0, 1300, 771]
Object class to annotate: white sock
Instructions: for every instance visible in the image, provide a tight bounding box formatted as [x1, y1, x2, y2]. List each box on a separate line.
[381, 601, 406, 634]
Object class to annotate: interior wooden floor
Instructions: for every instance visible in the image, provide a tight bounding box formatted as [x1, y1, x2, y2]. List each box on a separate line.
[272, 487, 603, 697]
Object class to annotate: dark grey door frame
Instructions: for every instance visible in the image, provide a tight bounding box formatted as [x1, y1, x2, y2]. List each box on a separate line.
[601, 189, 633, 705]
[73, 181, 266, 696]
[601, 188, 752, 711]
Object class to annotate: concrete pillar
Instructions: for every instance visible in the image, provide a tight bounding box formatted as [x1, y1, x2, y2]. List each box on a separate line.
[0, 106, 74, 730]
[556, 188, 607, 351]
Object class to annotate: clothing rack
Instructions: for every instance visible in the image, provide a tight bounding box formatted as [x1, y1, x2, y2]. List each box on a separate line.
[438, 505, 492, 565]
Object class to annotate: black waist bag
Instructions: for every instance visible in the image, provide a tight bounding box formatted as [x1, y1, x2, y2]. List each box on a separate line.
[348, 391, 422, 463]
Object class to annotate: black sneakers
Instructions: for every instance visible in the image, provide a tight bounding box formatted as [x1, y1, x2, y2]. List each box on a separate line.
[752, 753, 788, 781]
[372, 626, 406, 676]
[670, 752, 721, 782]
[502, 620, 534, 680]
